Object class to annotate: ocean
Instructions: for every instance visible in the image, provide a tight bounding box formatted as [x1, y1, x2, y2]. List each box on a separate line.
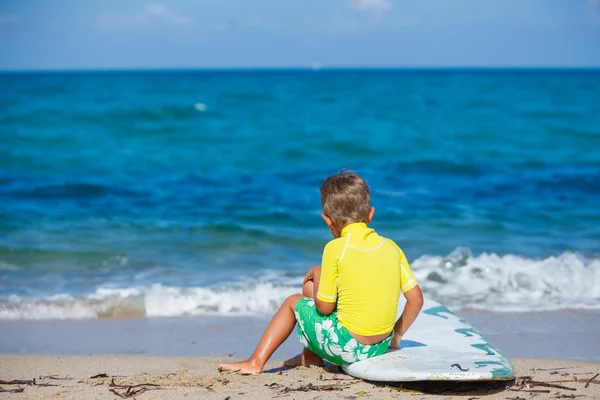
[1, 69, 599, 326]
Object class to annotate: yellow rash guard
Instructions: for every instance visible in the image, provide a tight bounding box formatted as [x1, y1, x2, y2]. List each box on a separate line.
[316, 222, 418, 336]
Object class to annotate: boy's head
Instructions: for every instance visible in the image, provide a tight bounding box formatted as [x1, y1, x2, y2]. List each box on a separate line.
[320, 170, 374, 234]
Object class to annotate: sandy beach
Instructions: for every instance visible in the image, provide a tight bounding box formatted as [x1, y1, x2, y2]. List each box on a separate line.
[0, 355, 598, 399]
[2, 312, 599, 399]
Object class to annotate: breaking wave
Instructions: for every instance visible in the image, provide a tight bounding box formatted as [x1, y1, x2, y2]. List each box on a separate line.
[1, 249, 599, 320]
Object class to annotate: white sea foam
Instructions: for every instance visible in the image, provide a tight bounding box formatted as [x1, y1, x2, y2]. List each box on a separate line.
[0, 249, 598, 320]
[0, 283, 298, 320]
[412, 248, 600, 312]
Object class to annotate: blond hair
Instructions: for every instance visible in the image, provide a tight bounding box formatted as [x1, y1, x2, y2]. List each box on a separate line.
[320, 170, 371, 228]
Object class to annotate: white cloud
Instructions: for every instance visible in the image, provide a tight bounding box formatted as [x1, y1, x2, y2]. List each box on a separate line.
[351, 0, 391, 11]
[0, 13, 20, 25]
[98, 3, 190, 29]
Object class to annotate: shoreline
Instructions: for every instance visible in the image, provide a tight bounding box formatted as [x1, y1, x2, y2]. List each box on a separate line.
[1, 355, 599, 399]
[2, 310, 599, 362]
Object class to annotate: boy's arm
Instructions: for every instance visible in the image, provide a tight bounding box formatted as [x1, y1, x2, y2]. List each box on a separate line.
[308, 266, 336, 315]
[309, 242, 339, 316]
[385, 239, 422, 349]
[389, 285, 423, 349]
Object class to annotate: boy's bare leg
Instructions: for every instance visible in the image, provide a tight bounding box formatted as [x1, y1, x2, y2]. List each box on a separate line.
[302, 279, 314, 298]
[217, 293, 304, 375]
[282, 347, 324, 368]
[281, 279, 323, 368]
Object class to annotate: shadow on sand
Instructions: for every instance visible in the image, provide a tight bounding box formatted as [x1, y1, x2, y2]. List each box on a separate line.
[380, 379, 514, 396]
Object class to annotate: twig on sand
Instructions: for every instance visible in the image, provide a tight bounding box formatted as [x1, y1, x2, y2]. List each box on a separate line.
[0, 379, 35, 385]
[108, 384, 164, 398]
[516, 377, 577, 391]
[0, 378, 58, 387]
[39, 375, 73, 380]
[584, 373, 599, 389]
[265, 382, 283, 389]
[89, 373, 109, 379]
[528, 380, 577, 391]
[82, 376, 164, 398]
[536, 367, 578, 371]
[0, 387, 25, 393]
[318, 375, 360, 383]
[266, 381, 350, 394]
[109, 387, 149, 398]
[278, 382, 350, 394]
[108, 378, 161, 389]
[509, 388, 551, 393]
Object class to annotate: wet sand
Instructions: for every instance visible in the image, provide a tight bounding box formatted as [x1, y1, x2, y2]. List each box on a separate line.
[2, 310, 599, 361]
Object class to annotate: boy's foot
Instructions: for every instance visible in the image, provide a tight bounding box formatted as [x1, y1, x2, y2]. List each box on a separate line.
[282, 351, 324, 368]
[217, 359, 262, 375]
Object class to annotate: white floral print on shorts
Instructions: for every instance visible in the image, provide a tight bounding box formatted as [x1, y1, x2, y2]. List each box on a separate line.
[294, 297, 391, 365]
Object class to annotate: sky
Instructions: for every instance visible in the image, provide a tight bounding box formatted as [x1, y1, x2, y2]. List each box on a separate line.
[1, 0, 599, 70]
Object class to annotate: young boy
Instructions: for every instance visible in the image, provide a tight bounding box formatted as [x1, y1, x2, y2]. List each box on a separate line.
[218, 171, 423, 374]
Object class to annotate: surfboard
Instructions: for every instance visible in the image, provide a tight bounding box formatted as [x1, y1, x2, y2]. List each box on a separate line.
[342, 298, 514, 381]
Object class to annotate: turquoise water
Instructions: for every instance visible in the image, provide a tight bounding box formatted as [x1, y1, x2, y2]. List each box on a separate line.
[1, 69, 599, 318]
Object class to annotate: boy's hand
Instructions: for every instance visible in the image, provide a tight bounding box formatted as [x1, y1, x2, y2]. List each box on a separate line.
[389, 334, 402, 350]
[304, 266, 320, 284]
[391, 285, 423, 350]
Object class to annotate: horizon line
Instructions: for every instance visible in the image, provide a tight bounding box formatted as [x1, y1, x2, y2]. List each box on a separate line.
[1, 65, 600, 74]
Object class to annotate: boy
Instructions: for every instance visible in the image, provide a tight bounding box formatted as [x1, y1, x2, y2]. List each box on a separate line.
[218, 171, 423, 374]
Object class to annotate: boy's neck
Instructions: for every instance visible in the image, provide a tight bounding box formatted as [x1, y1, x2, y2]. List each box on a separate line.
[333, 221, 366, 238]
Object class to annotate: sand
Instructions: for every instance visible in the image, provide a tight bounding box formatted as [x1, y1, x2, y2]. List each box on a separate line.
[1, 355, 599, 399]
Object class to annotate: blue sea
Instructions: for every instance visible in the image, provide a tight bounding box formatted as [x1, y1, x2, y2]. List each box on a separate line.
[1, 69, 599, 320]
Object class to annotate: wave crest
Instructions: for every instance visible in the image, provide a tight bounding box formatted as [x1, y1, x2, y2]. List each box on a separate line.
[1, 249, 598, 320]
[0, 284, 298, 320]
[413, 248, 600, 311]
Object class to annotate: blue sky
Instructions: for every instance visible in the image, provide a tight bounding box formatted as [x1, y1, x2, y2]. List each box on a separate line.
[1, 0, 599, 70]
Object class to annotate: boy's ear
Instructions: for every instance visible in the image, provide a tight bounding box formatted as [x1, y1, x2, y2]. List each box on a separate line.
[368, 207, 375, 223]
[321, 214, 335, 228]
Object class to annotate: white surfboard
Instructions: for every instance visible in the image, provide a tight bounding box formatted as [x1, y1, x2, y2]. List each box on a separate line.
[342, 298, 514, 381]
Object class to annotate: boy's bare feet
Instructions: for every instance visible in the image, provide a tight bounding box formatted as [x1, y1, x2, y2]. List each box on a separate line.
[216, 294, 304, 376]
[282, 349, 324, 368]
[217, 359, 262, 375]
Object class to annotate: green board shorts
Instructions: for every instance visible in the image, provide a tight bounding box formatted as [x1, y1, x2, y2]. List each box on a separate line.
[294, 297, 392, 366]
